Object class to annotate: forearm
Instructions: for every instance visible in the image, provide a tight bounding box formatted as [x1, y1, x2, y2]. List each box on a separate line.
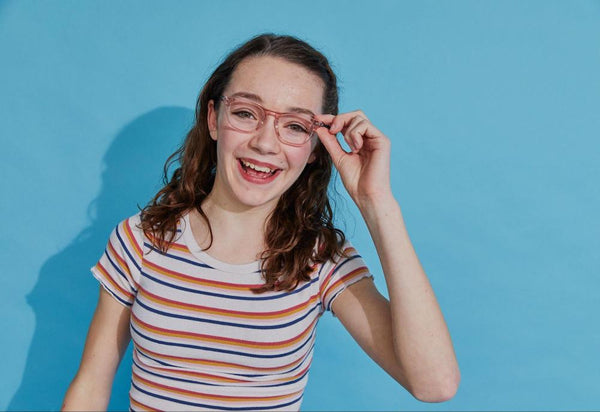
[359, 193, 460, 400]
[61, 372, 112, 411]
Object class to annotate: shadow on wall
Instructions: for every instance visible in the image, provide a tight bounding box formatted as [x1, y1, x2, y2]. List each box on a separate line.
[9, 107, 194, 411]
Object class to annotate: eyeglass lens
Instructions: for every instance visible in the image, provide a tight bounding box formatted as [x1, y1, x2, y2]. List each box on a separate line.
[225, 100, 314, 145]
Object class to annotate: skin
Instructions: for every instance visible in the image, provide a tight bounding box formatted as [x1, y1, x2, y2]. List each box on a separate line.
[62, 55, 460, 410]
[315, 113, 461, 401]
[191, 56, 323, 263]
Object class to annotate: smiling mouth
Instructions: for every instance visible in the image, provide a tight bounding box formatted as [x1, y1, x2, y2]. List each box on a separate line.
[239, 159, 281, 177]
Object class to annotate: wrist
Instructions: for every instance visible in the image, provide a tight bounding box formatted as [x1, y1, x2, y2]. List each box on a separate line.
[356, 190, 397, 213]
[357, 191, 404, 226]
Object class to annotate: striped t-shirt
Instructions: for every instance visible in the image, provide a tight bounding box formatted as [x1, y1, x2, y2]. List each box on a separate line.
[91, 212, 373, 411]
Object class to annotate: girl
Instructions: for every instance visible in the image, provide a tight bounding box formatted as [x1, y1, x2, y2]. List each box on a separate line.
[62, 33, 459, 411]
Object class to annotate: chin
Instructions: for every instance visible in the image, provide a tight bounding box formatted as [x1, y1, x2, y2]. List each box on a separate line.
[236, 191, 281, 210]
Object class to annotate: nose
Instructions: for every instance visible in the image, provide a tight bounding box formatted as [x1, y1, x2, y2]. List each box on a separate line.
[248, 114, 281, 154]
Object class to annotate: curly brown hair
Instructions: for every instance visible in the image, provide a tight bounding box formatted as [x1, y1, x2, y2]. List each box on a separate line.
[139, 33, 346, 292]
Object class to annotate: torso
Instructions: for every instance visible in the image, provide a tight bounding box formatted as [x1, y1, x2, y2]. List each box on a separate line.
[128, 211, 325, 410]
[92, 212, 372, 411]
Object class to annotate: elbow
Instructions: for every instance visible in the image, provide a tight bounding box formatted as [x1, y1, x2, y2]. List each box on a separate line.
[411, 371, 461, 403]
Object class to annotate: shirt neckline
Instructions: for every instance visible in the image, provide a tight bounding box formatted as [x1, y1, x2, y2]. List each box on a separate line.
[181, 211, 262, 274]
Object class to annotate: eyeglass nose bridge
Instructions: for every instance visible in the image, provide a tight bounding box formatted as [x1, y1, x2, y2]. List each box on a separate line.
[258, 108, 279, 125]
[255, 108, 284, 137]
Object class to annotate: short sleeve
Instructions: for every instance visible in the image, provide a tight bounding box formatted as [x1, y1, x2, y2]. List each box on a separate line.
[91, 213, 144, 307]
[319, 240, 374, 316]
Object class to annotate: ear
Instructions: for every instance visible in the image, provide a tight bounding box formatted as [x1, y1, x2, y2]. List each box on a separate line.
[207, 100, 218, 141]
[307, 137, 320, 164]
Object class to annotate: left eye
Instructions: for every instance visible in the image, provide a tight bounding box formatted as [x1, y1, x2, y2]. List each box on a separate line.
[285, 123, 309, 133]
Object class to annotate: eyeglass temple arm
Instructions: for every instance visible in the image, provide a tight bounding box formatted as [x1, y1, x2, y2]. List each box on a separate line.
[313, 121, 330, 129]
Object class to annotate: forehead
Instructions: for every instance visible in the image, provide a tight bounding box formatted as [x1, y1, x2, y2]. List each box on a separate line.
[224, 56, 325, 114]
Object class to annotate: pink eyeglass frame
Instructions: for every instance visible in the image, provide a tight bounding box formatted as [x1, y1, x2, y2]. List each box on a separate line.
[219, 95, 330, 147]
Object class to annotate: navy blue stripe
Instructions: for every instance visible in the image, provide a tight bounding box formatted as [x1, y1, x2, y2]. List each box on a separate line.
[135, 343, 312, 381]
[115, 223, 142, 273]
[328, 254, 361, 278]
[132, 356, 309, 388]
[134, 294, 321, 330]
[132, 357, 222, 387]
[134, 345, 312, 379]
[229, 340, 316, 378]
[139, 269, 319, 301]
[96, 280, 132, 306]
[135, 347, 180, 368]
[131, 381, 303, 410]
[144, 242, 216, 269]
[326, 274, 373, 311]
[104, 248, 137, 294]
[130, 322, 316, 359]
[327, 288, 345, 312]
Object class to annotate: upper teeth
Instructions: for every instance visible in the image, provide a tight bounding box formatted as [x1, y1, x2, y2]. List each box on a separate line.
[242, 160, 273, 173]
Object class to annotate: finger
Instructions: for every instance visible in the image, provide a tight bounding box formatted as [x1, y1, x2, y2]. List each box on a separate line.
[315, 127, 348, 163]
[342, 117, 368, 153]
[347, 118, 386, 146]
[314, 114, 335, 125]
[329, 111, 370, 134]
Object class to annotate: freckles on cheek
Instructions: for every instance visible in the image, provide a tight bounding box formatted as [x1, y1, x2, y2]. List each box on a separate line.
[288, 153, 311, 171]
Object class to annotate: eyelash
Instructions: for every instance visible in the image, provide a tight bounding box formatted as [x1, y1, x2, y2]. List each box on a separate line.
[286, 123, 309, 133]
[233, 110, 257, 120]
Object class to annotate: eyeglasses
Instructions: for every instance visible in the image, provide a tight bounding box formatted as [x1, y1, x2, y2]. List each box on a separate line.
[219, 95, 329, 147]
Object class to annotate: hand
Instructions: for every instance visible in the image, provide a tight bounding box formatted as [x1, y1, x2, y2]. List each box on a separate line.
[315, 111, 392, 208]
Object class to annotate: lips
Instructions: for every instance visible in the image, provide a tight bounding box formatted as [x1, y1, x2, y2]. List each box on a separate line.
[239, 157, 281, 171]
[240, 159, 277, 174]
[237, 158, 282, 184]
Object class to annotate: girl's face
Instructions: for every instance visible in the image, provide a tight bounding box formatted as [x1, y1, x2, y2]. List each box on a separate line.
[207, 56, 325, 213]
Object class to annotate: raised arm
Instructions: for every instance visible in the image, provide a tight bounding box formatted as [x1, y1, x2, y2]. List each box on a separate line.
[316, 112, 460, 402]
[62, 286, 132, 411]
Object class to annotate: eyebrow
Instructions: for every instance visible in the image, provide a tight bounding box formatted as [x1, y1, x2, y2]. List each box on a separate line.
[229, 91, 317, 117]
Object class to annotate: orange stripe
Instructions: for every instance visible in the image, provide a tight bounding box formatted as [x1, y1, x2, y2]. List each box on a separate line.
[131, 311, 317, 349]
[129, 395, 158, 411]
[144, 259, 263, 290]
[108, 241, 131, 277]
[123, 218, 143, 259]
[135, 358, 249, 384]
[138, 287, 318, 320]
[134, 342, 307, 372]
[319, 247, 358, 295]
[168, 242, 189, 252]
[322, 267, 370, 305]
[133, 349, 248, 383]
[147, 231, 190, 253]
[96, 262, 133, 299]
[133, 350, 311, 384]
[132, 370, 302, 402]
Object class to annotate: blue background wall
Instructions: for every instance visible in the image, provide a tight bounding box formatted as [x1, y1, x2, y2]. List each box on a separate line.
[1, 1, 599, 410]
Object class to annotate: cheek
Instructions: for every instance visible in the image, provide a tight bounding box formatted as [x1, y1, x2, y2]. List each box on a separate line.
[286, 146, 314, 171]
[216, 129, 243, 156]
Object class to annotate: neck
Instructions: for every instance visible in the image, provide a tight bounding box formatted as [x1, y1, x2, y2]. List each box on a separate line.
[189, 191, 275, 264]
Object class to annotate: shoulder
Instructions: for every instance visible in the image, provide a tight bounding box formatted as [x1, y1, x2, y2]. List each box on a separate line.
[118, 212, 144, 236]
[319, 234, 363, 268]
[111, 212, 146, 255]
[318, 237, 373, 313]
